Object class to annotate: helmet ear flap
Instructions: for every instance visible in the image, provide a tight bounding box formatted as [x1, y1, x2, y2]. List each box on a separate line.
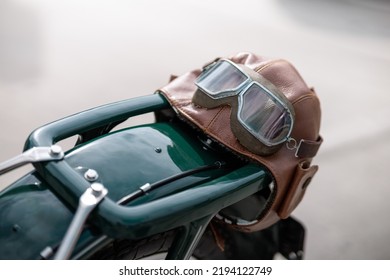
[278, 161, 318, 219]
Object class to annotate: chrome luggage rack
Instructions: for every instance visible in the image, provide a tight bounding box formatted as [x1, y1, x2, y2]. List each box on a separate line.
[0, 145, 108, 260]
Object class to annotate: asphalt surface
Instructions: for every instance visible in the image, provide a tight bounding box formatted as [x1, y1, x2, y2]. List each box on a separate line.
[1, 0, 390, 259]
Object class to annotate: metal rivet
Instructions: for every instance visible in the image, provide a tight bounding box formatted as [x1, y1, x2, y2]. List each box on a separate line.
[154, 147, 162, 153]
[84, 169, 99, 181]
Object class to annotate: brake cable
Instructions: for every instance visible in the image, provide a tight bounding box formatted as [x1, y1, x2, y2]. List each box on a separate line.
[116, 161, 226, 205]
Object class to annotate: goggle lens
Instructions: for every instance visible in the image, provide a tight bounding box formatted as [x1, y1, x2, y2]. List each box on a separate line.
[196, 60, 249, 97]
[194, 59, 295, 154]
[239, 83, 292, 145]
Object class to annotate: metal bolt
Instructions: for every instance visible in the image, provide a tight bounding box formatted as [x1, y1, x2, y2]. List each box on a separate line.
[288, 252, 298, 260]
[84, 169, 99, 181]
[50, 145, 62, 156]
[90, 182, 104, 196]
[40, 246, 54, 259]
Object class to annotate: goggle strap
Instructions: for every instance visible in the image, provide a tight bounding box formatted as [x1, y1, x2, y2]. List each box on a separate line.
[287, 136, 323, 158]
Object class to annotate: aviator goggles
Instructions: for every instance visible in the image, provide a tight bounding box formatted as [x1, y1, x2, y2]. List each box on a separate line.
[193, 59, 296, 156]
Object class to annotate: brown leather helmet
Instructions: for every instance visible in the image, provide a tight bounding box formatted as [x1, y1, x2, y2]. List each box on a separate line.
[159, 52, 323, 232]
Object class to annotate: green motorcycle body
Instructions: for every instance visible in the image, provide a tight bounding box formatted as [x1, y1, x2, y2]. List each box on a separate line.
[0, 94, 272, 260]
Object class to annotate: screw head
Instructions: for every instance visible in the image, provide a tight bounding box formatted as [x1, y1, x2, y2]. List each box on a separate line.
[50, 145, 62, 156]
[90, 183, 104, 196]
[12, 224, 21, 232]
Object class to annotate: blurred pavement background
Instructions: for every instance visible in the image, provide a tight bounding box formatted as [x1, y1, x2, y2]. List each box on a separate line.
[1, 0, 389, 259]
